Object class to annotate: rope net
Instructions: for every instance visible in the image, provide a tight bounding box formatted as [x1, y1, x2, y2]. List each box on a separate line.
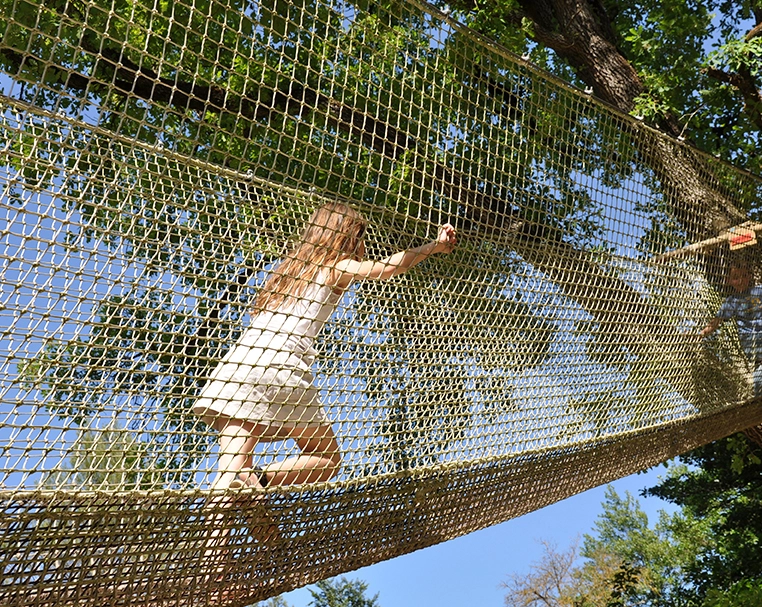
[1, 0, 762, 604]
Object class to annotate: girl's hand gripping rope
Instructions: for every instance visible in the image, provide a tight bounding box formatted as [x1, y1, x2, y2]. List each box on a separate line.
[434, 223, 457, 254]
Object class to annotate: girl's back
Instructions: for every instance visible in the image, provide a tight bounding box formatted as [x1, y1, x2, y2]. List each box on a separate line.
[249, 272, 342, 358]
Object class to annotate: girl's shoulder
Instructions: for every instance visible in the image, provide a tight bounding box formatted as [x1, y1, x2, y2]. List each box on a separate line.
[315, 258, 349, 290]
[328, 256, 365, 290]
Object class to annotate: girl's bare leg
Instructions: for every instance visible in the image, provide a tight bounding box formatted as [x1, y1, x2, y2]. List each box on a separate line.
[205, 419, 340, 545]
[205, 417, 266, 578]
[211, 418, 263, 490]
[260, 424, 341, 486]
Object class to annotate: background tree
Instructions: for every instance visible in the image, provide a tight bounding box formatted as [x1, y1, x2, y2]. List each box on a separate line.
[502, 487, 688, 606]
[441, 0, 762, 445]
[248, 577, 379, 607]
[572, 487, 699, 606]
[440, 1, 762, 349]
[253, 596, 294, 607]
[505, 452, 762, 607]
[308, 577, 381, 607]
[645, 434, 762, 602]
[35, 422, 157, 491]
[443, 0, 761, 176]
[501, 539, 580, 606]
[1, 0, 572, 486]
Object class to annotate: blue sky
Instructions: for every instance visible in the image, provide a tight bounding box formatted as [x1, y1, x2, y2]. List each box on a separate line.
[280, 465, 674, 606]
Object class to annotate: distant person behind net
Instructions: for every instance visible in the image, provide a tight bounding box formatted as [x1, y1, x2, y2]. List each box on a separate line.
[193, 202, 457, 492]
[699, 262, 762, 397]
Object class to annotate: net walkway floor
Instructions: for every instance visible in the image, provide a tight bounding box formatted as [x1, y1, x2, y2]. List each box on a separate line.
[6, 399, 762, 607]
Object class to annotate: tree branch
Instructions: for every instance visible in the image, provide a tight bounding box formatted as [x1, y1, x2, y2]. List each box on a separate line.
[705, 66, 762, 133]
[183, 266, 256, 361]
[746, 21, 762, 42]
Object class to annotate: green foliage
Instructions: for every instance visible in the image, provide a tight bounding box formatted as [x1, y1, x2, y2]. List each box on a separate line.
[253, 597, 294, 607]
[17, 288, 220, 487]
[726, 434, 762, 474]
[644, 436, 762, 600]
[703, 579, 762, 607]
[4, 0, 761, 494]
[618, 1, 713, 114]
[507, 446, 762, 605]
[37, 422, 162, 491]
[5, 0, 564, 487]
[336, 238, 555, 474]
[576, 487, 691, 606]
[308, 577, 380, 607]
[606, 561, 642, 607]
[707, 37, 762, 77]
[443, 0, 761, 174]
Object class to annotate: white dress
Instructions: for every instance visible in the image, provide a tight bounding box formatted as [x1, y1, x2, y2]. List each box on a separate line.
[192, 272, 341, 429]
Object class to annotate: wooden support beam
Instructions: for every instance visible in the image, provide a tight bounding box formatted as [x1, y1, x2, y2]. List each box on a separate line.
[653, 221, 762, 262]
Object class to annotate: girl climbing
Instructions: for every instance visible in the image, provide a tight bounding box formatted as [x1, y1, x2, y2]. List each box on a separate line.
[194, 201, 457, 493]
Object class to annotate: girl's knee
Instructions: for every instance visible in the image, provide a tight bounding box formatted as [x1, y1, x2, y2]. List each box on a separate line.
[302, 434, 342, 480]
[305, 437, 342, 478]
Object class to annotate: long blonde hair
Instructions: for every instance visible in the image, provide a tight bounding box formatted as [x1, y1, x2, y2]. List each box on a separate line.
[255, 202, 367, 312]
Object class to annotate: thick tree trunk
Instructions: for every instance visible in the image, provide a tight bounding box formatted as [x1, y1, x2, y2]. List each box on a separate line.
[514, 0, 747, 236]
[518, 0, 643, 112]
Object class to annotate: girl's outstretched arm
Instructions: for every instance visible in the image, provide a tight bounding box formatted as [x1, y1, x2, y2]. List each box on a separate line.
[331, 223, 456, 289]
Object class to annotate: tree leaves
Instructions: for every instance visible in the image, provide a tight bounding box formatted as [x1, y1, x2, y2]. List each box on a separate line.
[308, 576, 381, 607]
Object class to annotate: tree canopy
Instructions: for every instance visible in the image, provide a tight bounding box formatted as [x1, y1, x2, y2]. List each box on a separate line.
[2, 0, 760, 489]
[308, 577, 381, 607]
[251, 577, 381, 607]
[504, 434, 762, 606]
[2, 0, 762, 602]
[644, 435, 762, 601]
[444, 0, 761, 176]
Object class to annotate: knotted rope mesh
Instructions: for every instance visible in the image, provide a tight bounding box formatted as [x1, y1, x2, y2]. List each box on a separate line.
[2, 0, 762, 605]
